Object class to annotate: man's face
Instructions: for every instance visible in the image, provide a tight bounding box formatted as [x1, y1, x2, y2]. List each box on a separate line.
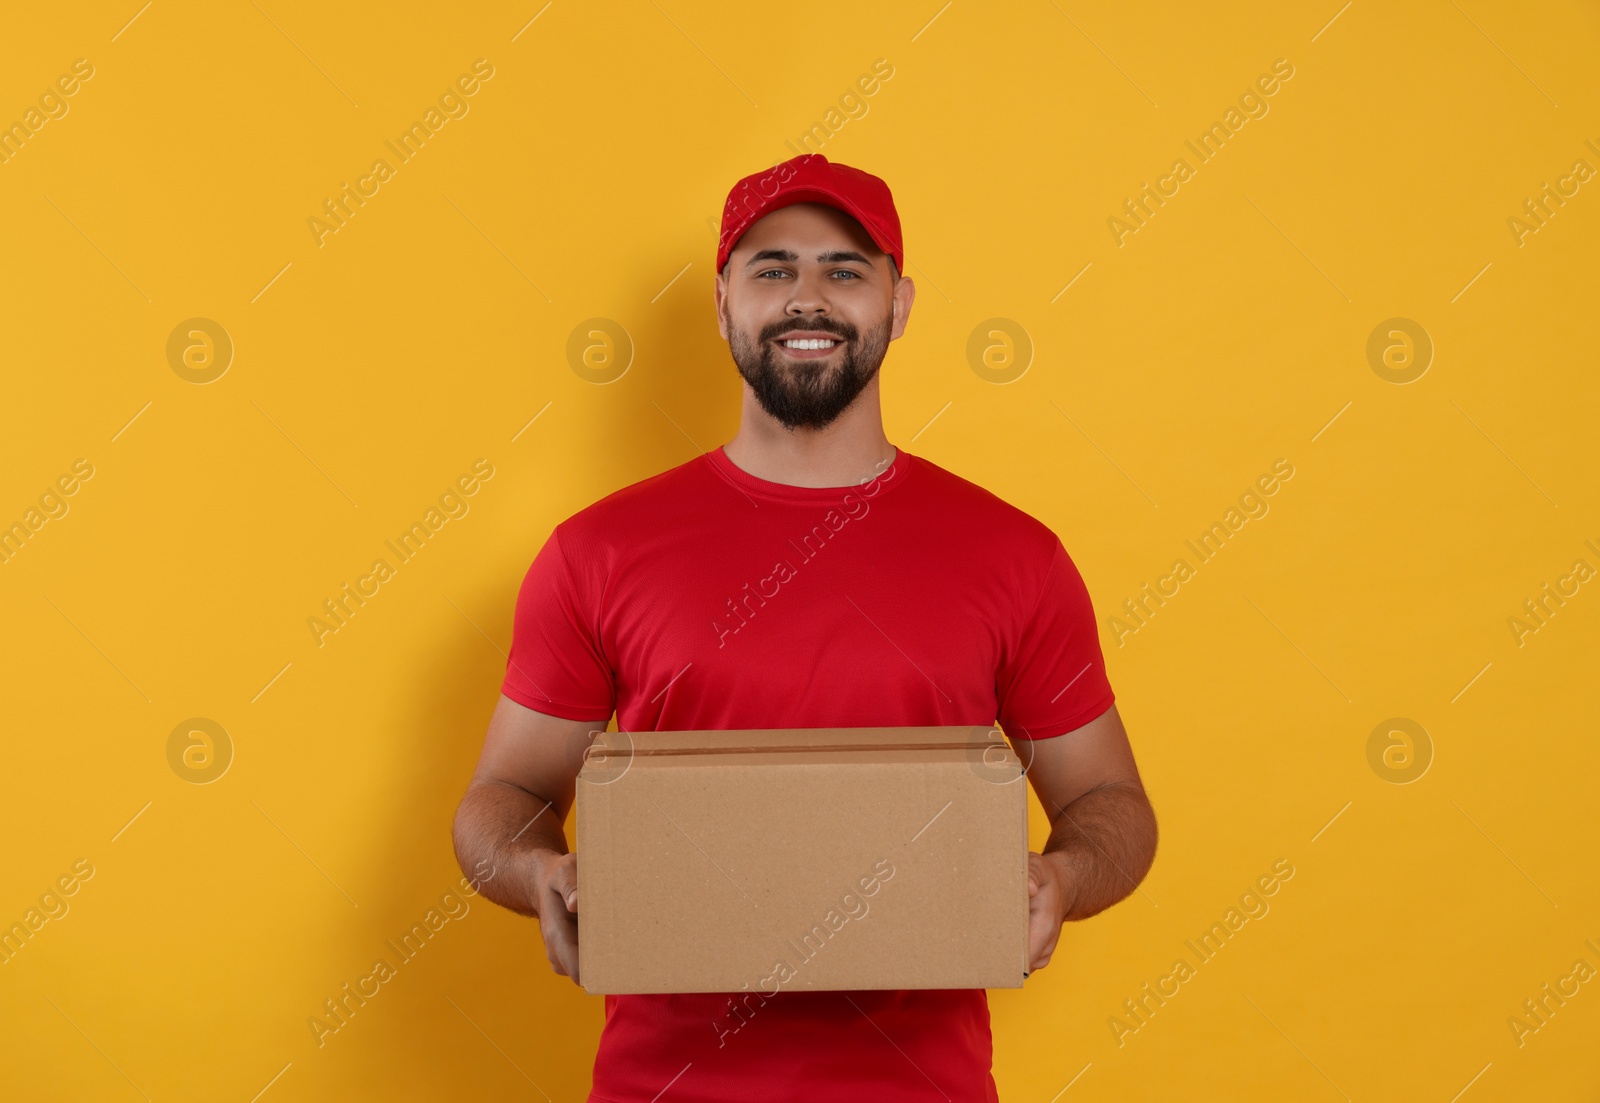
[715, 203, 913, 432]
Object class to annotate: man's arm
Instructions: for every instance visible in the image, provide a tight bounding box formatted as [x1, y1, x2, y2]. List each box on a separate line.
[451, 694, 609, 981]
[1009, 704, 1158, 969]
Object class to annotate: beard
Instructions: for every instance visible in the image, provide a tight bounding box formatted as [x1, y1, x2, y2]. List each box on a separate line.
[725, 307, 893, 431]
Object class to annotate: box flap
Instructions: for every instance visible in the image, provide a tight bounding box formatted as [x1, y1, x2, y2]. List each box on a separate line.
[585, 724, 1006, 759]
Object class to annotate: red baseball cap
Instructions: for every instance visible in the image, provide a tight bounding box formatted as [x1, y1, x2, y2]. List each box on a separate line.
[716, 153, 904, 276]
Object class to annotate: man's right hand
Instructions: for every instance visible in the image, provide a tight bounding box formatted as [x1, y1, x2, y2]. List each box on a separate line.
[452, 697, 606, 988]
[535, 850, 580, 985]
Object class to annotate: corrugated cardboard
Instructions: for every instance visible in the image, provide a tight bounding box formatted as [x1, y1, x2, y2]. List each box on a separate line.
[575, 725, 1029, 995]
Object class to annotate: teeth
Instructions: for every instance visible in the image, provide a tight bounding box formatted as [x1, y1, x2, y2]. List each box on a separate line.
[783, 338, 837, 350]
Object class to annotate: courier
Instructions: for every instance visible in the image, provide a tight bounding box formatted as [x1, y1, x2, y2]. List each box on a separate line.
[453, 152, 1157, 1103]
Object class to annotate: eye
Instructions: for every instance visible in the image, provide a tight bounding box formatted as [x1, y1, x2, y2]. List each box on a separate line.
[756, 269, 790, 279]
[832, 270, 862, 280]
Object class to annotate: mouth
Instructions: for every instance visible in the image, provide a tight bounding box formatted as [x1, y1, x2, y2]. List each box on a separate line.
[773, 333, 845, 359]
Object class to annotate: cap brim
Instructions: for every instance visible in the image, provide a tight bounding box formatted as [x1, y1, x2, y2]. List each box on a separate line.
[721, 186, 901, 273]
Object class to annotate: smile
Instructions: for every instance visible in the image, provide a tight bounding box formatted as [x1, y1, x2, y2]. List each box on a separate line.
[779, 338, 839, 350]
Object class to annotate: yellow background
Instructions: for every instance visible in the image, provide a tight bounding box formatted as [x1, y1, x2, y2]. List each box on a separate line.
[3, 1, 1597, 1099]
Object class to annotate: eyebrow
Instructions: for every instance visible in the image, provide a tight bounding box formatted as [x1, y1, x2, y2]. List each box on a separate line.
[744, 248, 875, 268]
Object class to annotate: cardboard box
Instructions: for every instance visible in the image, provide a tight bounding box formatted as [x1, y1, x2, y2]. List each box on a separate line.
[575, 725, 1029, 995]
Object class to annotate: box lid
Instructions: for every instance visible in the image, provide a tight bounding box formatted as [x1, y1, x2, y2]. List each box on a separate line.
[581, 724, 1021, 780]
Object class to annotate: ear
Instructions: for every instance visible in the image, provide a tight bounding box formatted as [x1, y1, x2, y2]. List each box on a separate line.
[889, 275, 916, 341]
[713, 273, 729, 340]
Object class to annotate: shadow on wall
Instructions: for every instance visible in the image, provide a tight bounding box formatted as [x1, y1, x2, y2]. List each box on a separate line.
[348, 261, 739, 1094]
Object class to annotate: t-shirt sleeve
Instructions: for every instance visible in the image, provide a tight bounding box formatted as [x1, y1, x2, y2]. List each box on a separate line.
[996, 537, 1116, 740]
[500, 525, 616, 721]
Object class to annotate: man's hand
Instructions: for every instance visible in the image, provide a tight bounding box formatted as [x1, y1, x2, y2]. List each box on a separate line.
[1025, 850, 1073, 975]
[1007, 707, 1159, 978]
[452, 698, 609, 984]
[534, 851, 581, 985]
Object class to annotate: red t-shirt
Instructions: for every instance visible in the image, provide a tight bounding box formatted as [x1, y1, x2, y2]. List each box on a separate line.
[501, 445, 1115, 1103]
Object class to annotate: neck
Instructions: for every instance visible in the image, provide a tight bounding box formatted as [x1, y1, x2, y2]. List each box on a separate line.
[722, 375, 896, 488]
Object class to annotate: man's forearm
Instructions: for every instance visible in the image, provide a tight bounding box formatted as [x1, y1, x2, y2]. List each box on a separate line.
[452, 780, 568, 918]
[1041, 782, 1158, 922]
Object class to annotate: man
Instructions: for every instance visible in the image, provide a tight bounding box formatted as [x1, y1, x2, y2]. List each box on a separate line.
[453, 153, 1158, 1102]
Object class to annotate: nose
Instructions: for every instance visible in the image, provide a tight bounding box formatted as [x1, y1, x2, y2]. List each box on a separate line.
[784, 268, 832, 317]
